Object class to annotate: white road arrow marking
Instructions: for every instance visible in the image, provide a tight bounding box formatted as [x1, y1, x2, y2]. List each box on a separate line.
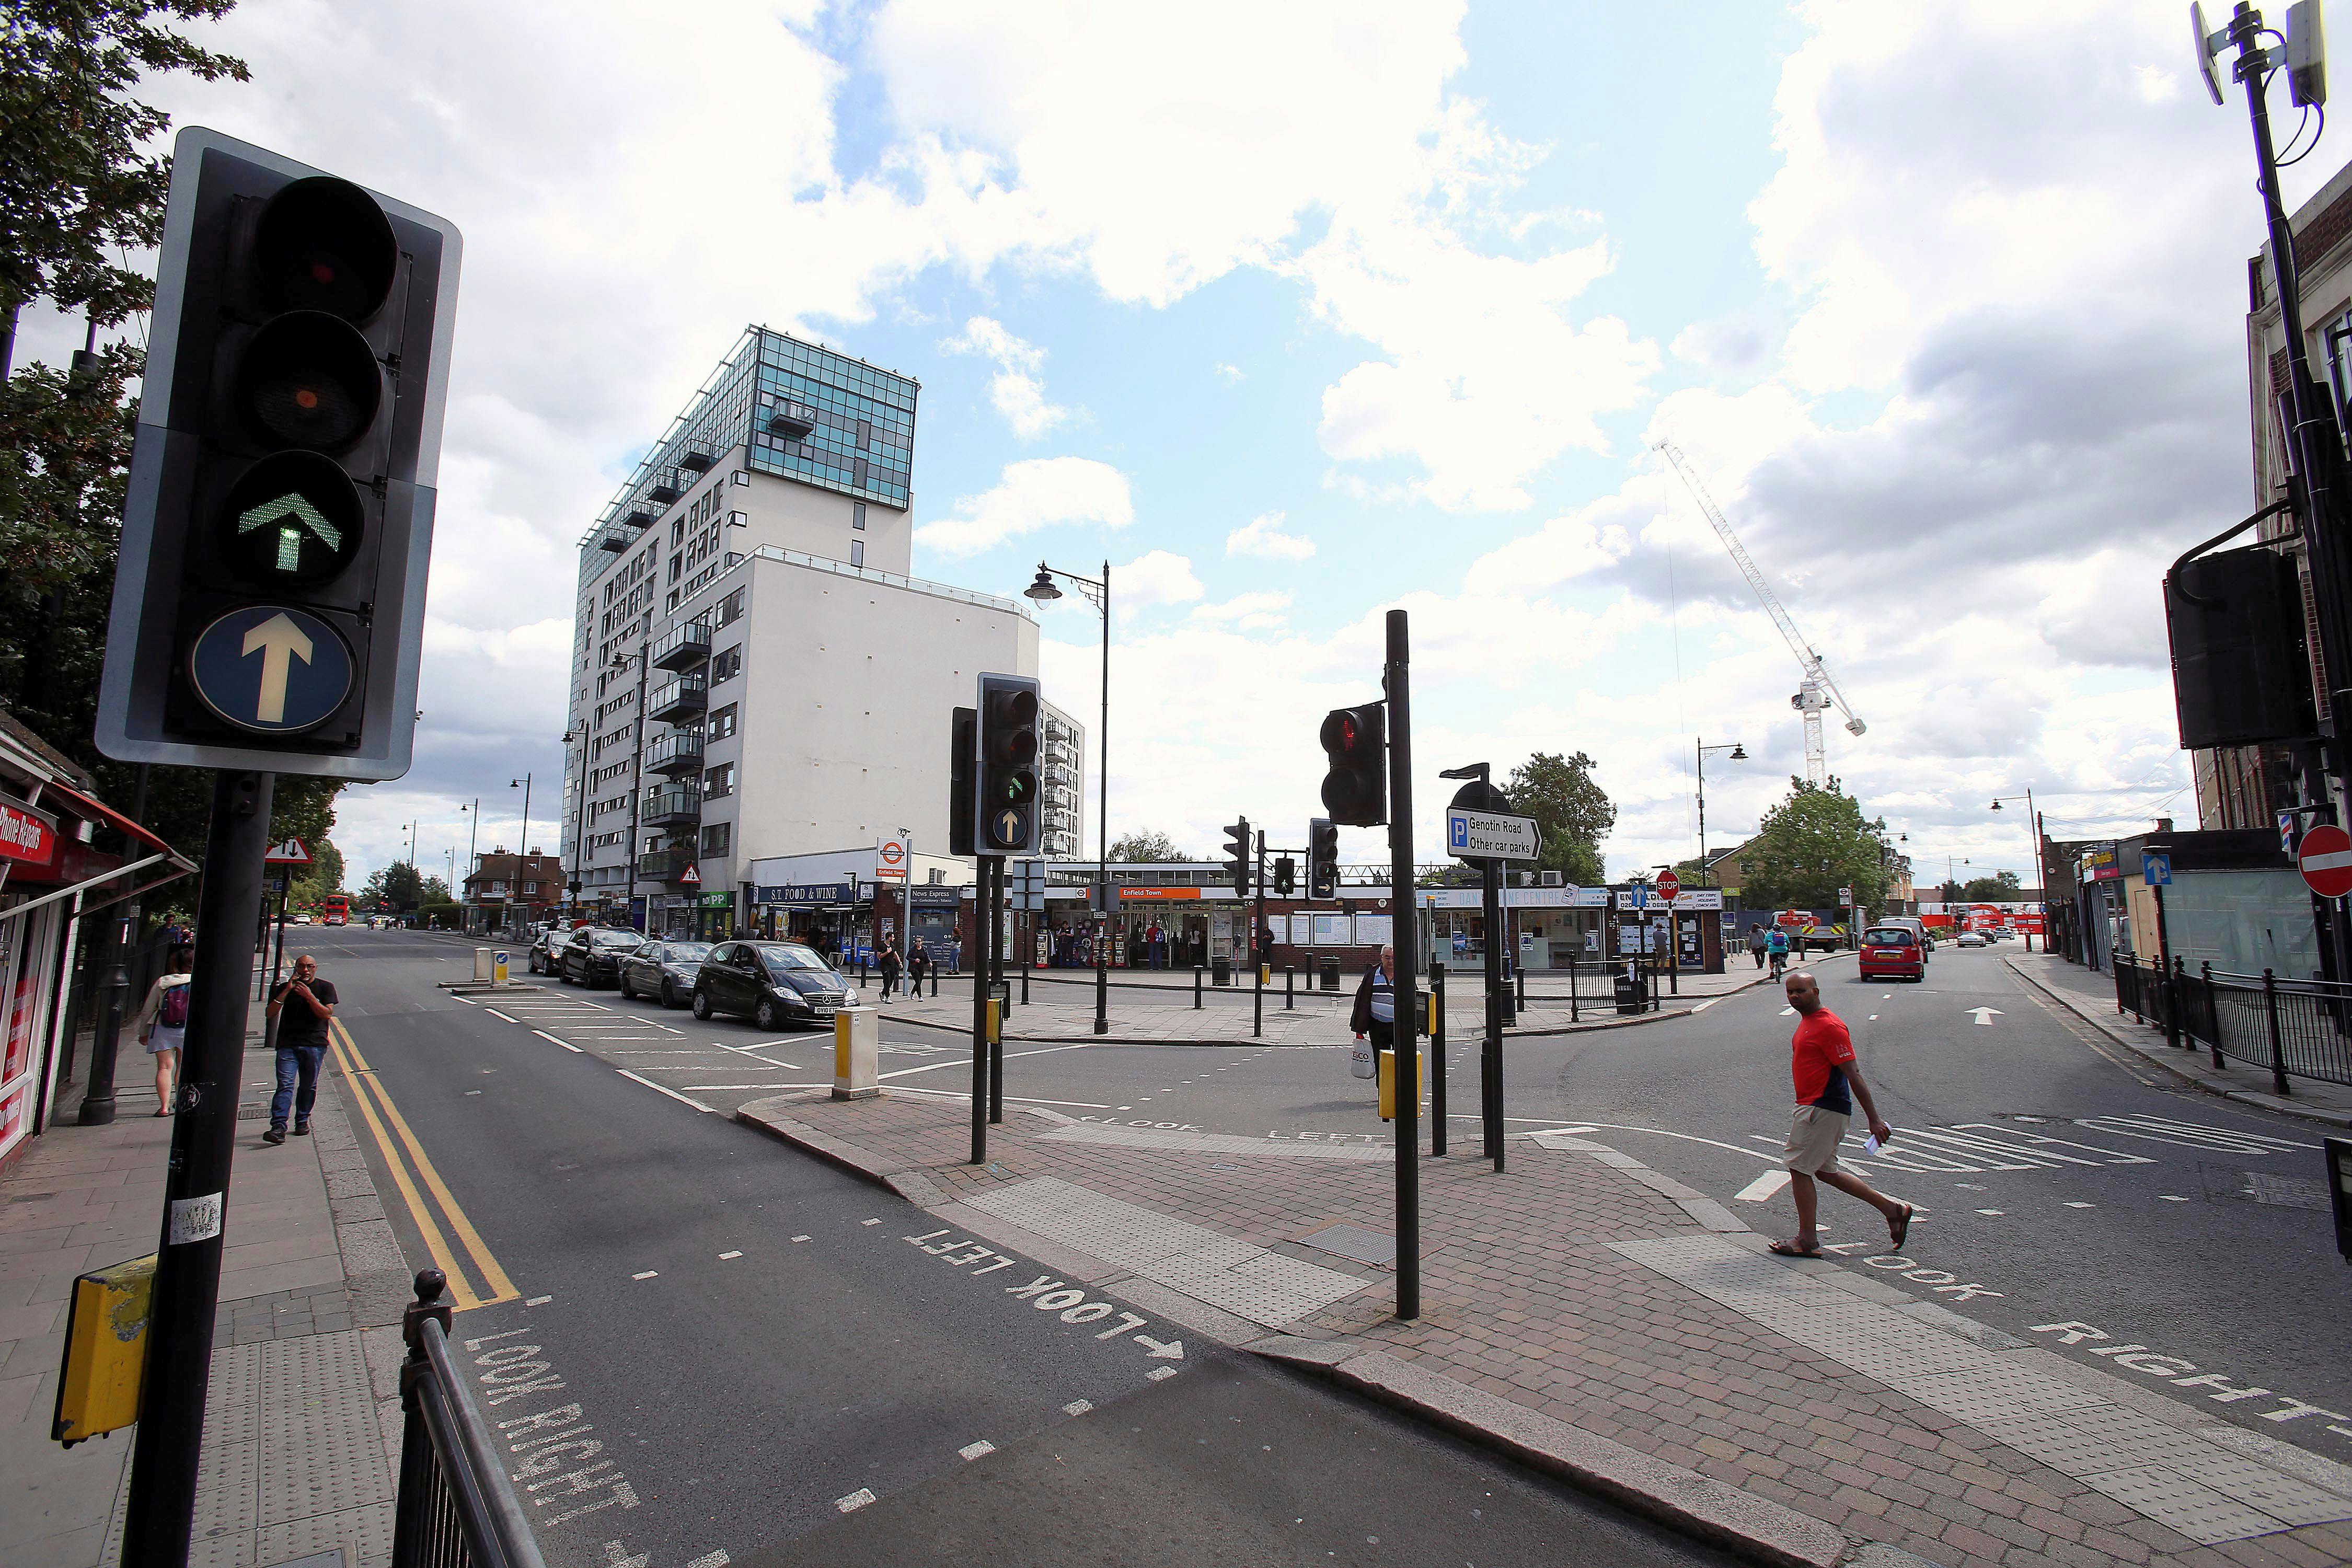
[241, 612, 313, 724]
[1134, 1334, 1185, 1360]
[1966, 1007, 2003, 1026]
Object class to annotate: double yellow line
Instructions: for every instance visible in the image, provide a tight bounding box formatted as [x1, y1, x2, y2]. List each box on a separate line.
[328, 1019, 518, 1311]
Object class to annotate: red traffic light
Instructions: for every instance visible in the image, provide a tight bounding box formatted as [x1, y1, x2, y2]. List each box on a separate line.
[1320, 703, 1387, 826]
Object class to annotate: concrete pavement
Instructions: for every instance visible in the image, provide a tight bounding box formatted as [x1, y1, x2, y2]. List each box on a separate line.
[1, 1030, 409, 1568]
[735, 1075, 2352, 1568]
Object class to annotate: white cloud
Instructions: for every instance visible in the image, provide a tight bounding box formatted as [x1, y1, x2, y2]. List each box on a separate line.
[1115, 550, 1204, 608]
[1225, 511, 1316, 561]
[1191, 590, 1292, 630]
[941, 315, 1072, 437]
[1214, 362, 1245, 384]
[916, 457, 1135, 555]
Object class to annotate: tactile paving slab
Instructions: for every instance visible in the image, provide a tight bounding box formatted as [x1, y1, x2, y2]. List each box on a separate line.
[1039, 1123, 1390, 1160]
[965, 1175, 1374, 1327]
[1610, 1232, 2352, 1546]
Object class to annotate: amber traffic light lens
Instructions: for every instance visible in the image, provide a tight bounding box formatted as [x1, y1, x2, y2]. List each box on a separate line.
[254, 177, 398, 321]
[237, 312, 382, 450]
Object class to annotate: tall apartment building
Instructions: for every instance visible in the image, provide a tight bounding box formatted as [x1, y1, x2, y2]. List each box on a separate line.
[560, 327, 1081, 938]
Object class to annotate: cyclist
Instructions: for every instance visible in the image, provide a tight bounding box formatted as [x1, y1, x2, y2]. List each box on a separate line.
[1767, 924, 1791, 979]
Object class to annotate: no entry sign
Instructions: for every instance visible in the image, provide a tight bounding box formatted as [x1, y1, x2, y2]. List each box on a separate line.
[2300, 824, 2352, 898]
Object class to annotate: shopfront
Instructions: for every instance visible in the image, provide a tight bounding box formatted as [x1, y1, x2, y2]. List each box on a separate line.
[1417, 886, 1617, 971]
[753, 880, 858, 958]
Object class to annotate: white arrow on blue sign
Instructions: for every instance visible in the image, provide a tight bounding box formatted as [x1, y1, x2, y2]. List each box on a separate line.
[2141, 852, 2172, 887]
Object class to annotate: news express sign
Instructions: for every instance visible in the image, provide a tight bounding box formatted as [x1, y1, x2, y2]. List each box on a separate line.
[1445, 806, 1541, 860]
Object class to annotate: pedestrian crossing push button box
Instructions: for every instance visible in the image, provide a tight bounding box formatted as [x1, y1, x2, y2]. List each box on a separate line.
[52, 1253, 155, 1446]
[2328, 1137, 2352, 1264]
[1377, 1047, 1422, 1122]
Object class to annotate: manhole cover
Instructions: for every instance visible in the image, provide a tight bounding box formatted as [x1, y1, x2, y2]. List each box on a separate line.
[1299, 1223, 1395, 1267]
[2241, 1170, 2331, 1209]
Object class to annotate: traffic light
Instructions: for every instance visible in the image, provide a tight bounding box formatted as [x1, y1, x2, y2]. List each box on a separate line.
[1308, 818, 1338, 898]
[1223, 818, 1251, 897]
[1319, 704, 1387, 826]
[96, 128, 461, 780]
[974, 674, 1041, 856]
[1273, 856, 1296, 896]
[948, 706, 976, 857]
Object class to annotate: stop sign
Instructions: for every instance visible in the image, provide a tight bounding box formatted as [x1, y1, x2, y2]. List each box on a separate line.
[2299, 824, 2352, 898]
[1656, 869, 1681, 902]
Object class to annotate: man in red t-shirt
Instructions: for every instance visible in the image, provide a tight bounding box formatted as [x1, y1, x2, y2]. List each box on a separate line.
[1771, 970, 1912, 1258]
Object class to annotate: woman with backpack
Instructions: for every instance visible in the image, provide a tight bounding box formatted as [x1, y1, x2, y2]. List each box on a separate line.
[135, 943, 195, 1116]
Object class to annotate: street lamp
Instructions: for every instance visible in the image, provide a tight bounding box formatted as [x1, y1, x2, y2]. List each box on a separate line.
[1023, 559, 1112, 1037]
[1990, 787, 2039, 949]
[457, 798, 480, 927]
[1694, 739, 1747, 886]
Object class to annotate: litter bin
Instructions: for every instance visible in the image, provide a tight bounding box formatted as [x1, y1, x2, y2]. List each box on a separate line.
[1318, 956, 1341, 991]
[1613, 970, 1645, 1016]
[1212, 956, 1232, 987]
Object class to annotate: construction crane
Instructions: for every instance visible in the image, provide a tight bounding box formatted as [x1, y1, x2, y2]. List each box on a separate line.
[1655, 439, 1866, 786]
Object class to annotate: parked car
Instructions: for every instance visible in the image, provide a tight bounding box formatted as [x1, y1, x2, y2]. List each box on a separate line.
[1857, 925, 1926, 983]
[561, 926, 645, 986]
[691, 940, 859, 1029]
[619, 941, 712, 1008]
[526, 929, 568, 975]
[1954, 930, 1989, 949]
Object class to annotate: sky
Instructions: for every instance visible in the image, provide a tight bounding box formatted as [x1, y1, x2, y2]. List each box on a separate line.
[18, 0, 2339, 896]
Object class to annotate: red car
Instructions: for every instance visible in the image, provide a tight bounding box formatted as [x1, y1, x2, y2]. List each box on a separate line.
[1857, 925, 1926, 982]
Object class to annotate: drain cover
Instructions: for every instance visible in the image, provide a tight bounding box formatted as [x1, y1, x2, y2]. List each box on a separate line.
[1299, 1223, 1396, 1267]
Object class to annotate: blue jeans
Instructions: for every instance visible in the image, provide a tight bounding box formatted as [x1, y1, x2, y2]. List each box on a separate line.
[271, 1045, 324, 1128]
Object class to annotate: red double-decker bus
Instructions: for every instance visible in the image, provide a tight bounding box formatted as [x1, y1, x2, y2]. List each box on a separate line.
[317, 893, 350, 926]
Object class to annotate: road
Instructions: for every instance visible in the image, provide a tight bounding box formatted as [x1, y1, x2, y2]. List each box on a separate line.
[293, 926, 1735, 1568]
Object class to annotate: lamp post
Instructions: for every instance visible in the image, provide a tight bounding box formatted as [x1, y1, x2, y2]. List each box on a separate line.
[511, 774, 535, 935]
[458, 798, 480, 931]
[614, 648, 650, 933]
[1023, 560, 1112, 1037]
[1694, 739, 1747, 887]
[1990, 789, 2038, 950]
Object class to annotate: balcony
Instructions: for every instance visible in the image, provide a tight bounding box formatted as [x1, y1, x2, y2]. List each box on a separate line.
[766, 399, 817, 439]
[679, 446, 714, 472]
[651, 621, 710, 672]
[595, 528, 626, 553]
[625, 505, 658, 530]
[646, 674, 707, 721]
[637, 848, 698, 883]
[646, 731, 704, 776]
[642, 789, 700, 829]
[648, 468, 683, 505]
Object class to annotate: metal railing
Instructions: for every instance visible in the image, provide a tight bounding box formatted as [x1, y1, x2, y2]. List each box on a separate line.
[393, 1270, 546, 1568]
[2117, 960, 2352, 1092]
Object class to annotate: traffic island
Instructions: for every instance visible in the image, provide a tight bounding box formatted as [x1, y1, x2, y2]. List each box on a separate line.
[733, 1081, 2352, 1567]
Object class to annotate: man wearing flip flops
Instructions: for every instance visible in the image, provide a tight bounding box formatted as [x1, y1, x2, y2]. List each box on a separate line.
[1769, 969, 1913, 1259]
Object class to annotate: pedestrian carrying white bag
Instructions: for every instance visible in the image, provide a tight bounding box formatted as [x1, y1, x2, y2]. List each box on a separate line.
[1350, 1039, 1376, 1079]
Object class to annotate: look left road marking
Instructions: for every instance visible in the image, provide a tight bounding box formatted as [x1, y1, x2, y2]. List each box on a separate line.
[331, 1019, 520, 1309]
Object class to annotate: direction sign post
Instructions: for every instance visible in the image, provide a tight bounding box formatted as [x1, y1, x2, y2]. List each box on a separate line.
[1444, 806, 1542, 861]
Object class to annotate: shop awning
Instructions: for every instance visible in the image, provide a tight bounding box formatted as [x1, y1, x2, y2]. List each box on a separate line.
[34, 778, 185, 860]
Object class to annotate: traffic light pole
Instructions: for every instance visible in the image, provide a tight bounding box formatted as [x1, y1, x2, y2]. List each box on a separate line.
[970, 856, 992, 1163]
[990, 859, 1005, 1124]
[1481, 849, 1504, 1172]
[1254, 831, 1266, 1040]
[1383, 609, 1421, 1321]
[123, 769, 274, 1568]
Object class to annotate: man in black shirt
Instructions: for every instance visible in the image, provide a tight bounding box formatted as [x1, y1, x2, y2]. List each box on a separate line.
[264, 954, 338, 1145]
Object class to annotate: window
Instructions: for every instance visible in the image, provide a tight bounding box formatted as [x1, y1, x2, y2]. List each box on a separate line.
[716, 587, 745, 627]
[708, 704, 738, 741]
[712, 644, 742, 682]
[850, 540, 864, 568]
[701, 822, 731, 857]
[665, 589, 679, 613]
[853, 502, 866, 530]
[731, 469, 749, 486]
[705, 762, 735, 798]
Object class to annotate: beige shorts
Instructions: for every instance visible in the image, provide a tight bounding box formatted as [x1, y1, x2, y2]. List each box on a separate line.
[1784, 1104, 1848, 1174]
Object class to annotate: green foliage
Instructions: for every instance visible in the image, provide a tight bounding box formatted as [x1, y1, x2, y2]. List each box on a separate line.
[1108, 829, 1185, 862]
[290, 839, 345, 906]
[1737, 777, 1893, 911]
[0, 2, 280, 872]
[415, 902, 462, 930]
[1504, 751, 1613, 887]
[1958, 871, 2023, 903]
[362, 862, 426, 912]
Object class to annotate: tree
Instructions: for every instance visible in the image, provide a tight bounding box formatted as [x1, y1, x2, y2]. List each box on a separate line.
[1505, 752, 1613, 887]
[1959, 871, 2023, 903]
[1, 3, 281, 871]
[1737, 778, 1893, 912]
[290, 839, 346, 907]
[363, 862, 426, 912]
[1108, 829, 1187, 862]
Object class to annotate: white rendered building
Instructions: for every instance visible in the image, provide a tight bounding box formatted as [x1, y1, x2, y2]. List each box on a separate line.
[559, 327, 1079, 937]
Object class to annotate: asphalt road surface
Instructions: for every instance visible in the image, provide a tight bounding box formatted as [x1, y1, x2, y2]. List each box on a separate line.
[287, 927, 1735, 1568]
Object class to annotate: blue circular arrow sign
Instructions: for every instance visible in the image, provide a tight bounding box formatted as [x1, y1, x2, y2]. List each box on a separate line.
[188, 604, 353, 734]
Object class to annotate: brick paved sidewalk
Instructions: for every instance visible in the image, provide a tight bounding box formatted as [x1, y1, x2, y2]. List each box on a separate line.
[2, 1036, 411, 1568]
[879, 957, 1808, 1045]
[737, 1085, 2352, 1567]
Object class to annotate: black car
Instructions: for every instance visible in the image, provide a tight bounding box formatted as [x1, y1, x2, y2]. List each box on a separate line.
[525, 928, 568, 976]
[691, 940, 859, 1029]
[618, 941, 712, 1008]
[561, 926, 645, 987]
